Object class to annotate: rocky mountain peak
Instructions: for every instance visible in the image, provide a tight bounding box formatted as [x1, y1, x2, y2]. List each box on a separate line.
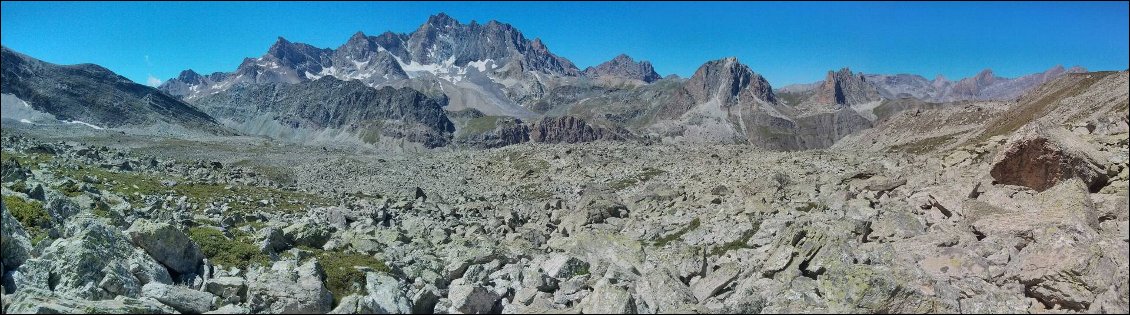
[425, 12, 460, 28]
[684, 57, 775, 104]
[582, 54, 661, 83]
[813, 67, 881, 106]
[176, 69, 203, 83]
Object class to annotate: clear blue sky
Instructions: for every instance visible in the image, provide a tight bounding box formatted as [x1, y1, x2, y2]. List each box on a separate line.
[2, 1, 1127, 86]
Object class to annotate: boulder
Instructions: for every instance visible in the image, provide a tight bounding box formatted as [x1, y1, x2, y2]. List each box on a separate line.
[283, 222, 333, 248]
[5, 288, 176, 314]
[990, 126, 1109, 192]
[142, 282, 217, 314]
[636, 268, 697, 312]
[246, 260, 333, 314]
[30, 215, 171, 300]
[447, 278, 501, 314]
[580, 280, 635, 314]
[257, 227, 290, 253]
[126, 219, 205, 274]
[203, 276, 247, 304]
[541, 254, 590, 279]
[1, 200, 32, 269]
[360, 272, 412, 313]
[692, 264, 741, 302]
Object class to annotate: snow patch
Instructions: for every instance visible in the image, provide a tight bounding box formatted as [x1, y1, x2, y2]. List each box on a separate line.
[467, 59, 493, 73]
[66, 120, 105, 130]
[19, 119, 31, 124]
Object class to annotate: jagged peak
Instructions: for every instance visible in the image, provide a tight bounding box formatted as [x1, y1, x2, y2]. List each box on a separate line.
[426, 12, 459, 27]
[176, 69, 202, 81]
[349, 31, 368, 41]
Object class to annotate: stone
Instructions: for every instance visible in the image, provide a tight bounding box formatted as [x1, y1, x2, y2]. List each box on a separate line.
[126, 219, 205, 274]
[205, 304, 251, 314]
[636, 268, 697, 312]
[447, 279, 501, 314]
[581, 280, 635, 314]
[692, 264, 741, 302]
[283, 222, 333, 248]
[1, 200, 32, 269]
[5, 288, 176, 314]
[990, 126, 1109, 192]
[203, 276, 247, 304]
[142, 282, 217, 314]
[541, 254, 590, 279]
[258, 227, 290, 253]
[246, 260, 333, 314]
[31, 215, 170, 300]
[361, 272, 412, 314]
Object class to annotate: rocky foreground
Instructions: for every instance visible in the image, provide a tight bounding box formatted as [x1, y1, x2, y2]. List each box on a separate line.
[2, 98, 1127, 314]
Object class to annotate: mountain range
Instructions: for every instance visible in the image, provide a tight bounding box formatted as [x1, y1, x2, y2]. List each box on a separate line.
[0, 13, 1090, 150]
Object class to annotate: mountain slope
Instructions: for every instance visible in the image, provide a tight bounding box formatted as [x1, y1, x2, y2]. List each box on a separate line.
[1, 46, 223, 131]
[191, 77, 455, 148]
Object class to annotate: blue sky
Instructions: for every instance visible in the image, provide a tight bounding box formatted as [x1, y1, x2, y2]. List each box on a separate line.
[2, 1, 1127, 86]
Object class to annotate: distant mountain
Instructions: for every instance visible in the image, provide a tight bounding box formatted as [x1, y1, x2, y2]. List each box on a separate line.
[863, 65, 1086, 102]
[191, 77, 454, 148]
[160, 13, 580, 117]
[812, 68, 882, 107]
[582, 54, 662, 83]
[0, 46, 224, 132]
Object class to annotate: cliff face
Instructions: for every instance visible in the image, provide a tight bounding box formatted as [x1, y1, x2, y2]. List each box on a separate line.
[813, 68, 882, 107]
[529, 116, 627, 143]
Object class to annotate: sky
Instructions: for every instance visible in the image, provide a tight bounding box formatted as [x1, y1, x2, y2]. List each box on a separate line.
[2, 1, 1127, 87]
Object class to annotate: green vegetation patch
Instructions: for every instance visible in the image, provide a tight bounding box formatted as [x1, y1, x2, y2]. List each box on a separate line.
[611, 167, 666, 191]
[709, 220, 761, 256]
[187, 226, 270, 269]
[308, 248, 390, 305]
[4, 195, 52, 245]
[654, 217, 701, 247]
[461, 116, 503, 136]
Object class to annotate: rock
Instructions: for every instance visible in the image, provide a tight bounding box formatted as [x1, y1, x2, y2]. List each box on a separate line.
[529, 116, 627, 143]
[692, 264, 741, 302]
[142, 282, 217, 314]
[636, 268, 697, 312]
[1, 200, 32, 269]
[580, 280, 635, 314]
[5, 288, 176, 314]
[126, 219, 205, 274]
[990, 126, 1109, 192]
[30, 215, 170, 300]
[361, 272, 412, 313]
[258, 227, 290, 253]
[203, 276, 247, 304]
[447, 278, 501, 314]
[541, 254, 590, 279]
[246, 260, 333, 314]
[205, 304, 251, 314]
[329, 294, 363, 314]
[283, 222, 333, 248]
[415, 186, 428, 201]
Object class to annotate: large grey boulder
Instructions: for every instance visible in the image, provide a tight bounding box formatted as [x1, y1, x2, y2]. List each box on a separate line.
[446, 278, 501, 314]
[360, 272, 412, 313]
[635, 268, 697, 312]
[692, 264, 741, 302]
[1, 200, 32, 269]
[5, 288, 176, 314]
[580, 280, 635, 314]
[27, 215, 171, 300]
[126, 219, 205, 274]
[142, 282, 218, 314]
[540, 254, 589, 279]
[283, 221, 333, 248]
[203, 276, 247, 304]
[246, 260, 333, 314]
